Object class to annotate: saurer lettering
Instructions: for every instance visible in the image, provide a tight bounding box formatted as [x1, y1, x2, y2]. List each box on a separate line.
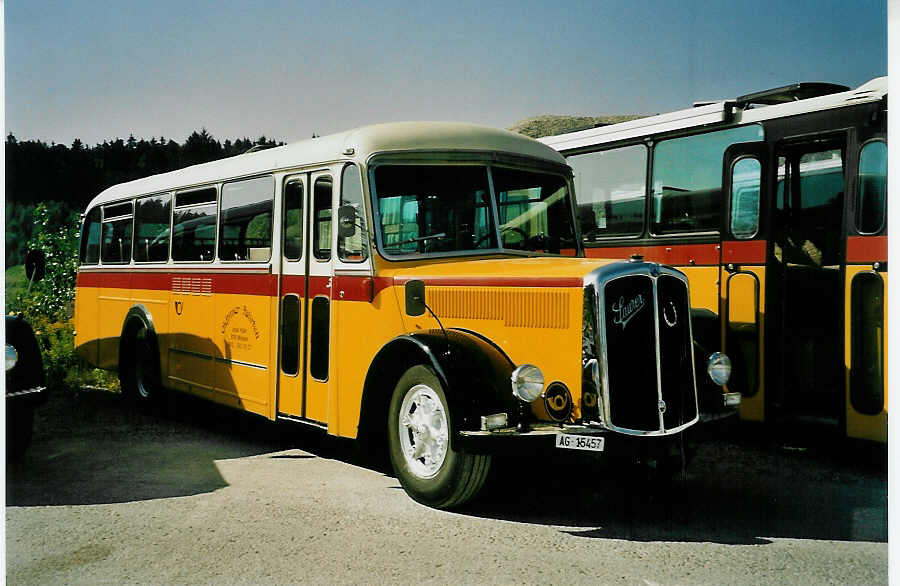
[611, 294, 645, 329]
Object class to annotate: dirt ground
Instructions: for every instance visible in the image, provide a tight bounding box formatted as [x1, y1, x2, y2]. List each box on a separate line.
[5, 387, 888, 585]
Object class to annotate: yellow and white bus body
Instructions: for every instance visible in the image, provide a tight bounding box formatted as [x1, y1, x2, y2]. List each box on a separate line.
[541, 78, 888, 443]
[75, 122, 723, 508]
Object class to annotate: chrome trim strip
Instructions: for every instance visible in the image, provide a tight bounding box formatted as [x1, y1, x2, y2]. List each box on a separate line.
[651, 273, 666, 432]
[276, 414, 328, 430]
[6, 387, 46, 398]
[168, 347, 267, 371]
[215, 357, 268, 371]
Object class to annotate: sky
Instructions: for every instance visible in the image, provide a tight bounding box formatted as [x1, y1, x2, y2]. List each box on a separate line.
[5, 0, 888, 147]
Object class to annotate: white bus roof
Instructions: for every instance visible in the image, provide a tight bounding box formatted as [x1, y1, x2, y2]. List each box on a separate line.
[539, 77, 887, 153]
[88, 121, 566, 209]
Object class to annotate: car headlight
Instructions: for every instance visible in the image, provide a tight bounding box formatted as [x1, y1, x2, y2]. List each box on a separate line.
[6, 344, 18, 371]
[707, 352, 732, 386]
[511, 364, 544, 403]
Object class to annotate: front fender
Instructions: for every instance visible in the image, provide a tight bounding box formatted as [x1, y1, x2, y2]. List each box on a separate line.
[360, 329, 517, 446]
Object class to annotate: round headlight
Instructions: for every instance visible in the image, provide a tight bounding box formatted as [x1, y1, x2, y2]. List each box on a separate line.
[707, 352, 732, 386]
[6, 344, 18, 372]
[511, 364, 544, 403]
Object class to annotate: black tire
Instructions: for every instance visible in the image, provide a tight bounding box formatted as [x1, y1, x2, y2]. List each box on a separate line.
[387, 365, 490, 509]
[120, 327, 162, 405]
[6, 405, 34, 460]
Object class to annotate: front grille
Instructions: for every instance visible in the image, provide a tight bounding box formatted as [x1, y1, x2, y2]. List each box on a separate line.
[603, 275, 659, 431]
[585, 262, 699, 435]
[656, 274, 698, 430]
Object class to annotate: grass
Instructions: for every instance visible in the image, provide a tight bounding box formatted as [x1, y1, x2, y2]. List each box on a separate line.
[6, 264, 27, 312]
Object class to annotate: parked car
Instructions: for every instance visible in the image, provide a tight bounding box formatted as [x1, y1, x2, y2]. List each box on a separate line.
[6, 250, 47, 458]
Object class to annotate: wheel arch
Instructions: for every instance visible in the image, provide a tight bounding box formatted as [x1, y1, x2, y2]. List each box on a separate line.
[356, 329, 517, 463]
[118, 304, 160, 372]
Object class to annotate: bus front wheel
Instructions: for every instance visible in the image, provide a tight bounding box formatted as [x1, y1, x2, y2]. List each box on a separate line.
[120, 327, 161, 405]
[387, 365, 490, 509]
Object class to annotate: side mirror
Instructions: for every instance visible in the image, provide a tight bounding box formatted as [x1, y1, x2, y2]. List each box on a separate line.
[25, 250, 45, 283]
[337, 204, 358, 238]
[404, 279, 426, 317]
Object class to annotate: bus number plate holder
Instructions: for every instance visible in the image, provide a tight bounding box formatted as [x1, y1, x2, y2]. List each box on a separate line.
[555, 433, 605, 452]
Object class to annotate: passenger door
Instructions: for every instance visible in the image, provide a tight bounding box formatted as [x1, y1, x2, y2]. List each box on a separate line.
[768, 139, 846, 428]
[721, 142, 768, 422]
[304, 172, 335, 424]
[277, 175, 307, 418]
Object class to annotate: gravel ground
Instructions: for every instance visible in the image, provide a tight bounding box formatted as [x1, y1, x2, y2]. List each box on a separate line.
[5, 387, 888, 585]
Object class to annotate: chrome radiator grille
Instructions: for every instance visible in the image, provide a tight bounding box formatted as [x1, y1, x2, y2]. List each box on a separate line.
[584, 262, 699, 435]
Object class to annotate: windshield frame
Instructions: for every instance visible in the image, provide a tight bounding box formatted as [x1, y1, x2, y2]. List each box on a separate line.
[367, 152, 581, 262]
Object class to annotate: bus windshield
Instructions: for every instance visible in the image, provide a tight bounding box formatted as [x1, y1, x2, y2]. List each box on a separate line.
[372, 163, 577, 257]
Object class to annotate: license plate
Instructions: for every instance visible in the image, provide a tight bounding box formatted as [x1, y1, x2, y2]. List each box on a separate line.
[555, 432, 605, 452]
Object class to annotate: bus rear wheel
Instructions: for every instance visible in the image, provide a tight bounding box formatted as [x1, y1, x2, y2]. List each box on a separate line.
[120, 327, 161, 405]
[387, 365, 490, 509]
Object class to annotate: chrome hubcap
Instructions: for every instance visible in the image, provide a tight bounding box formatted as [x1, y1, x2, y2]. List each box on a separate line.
[398, 384, 449, 479]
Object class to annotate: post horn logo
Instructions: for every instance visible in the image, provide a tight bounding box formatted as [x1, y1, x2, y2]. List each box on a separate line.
[663, 300, 678, 327]
[174, 300, 184, 316]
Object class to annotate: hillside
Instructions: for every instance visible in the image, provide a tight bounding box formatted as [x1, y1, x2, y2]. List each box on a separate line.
[508, 114, 646, 139]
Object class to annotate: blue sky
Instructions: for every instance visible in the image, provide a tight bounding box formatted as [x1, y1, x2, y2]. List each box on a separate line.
[5, 0, 887, 146]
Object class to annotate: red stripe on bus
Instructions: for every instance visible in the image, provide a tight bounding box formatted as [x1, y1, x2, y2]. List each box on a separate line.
[721, 240, 767, 264]
[392, 276, 583, 288]
[846, 235, 888, 263]
[307, 275, 332, 297]
[213, 273, 277, 296]
[584, 243, 720, 265]
[281, 275, 307, 296]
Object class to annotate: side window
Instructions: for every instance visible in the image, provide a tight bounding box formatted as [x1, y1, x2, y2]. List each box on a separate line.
[338, 164, 369, 262]
[856, 141, 886, 234]
[730, 157, 761, 239]
[172, 187, 217, 262]
[283, 179, 304, 261]
[101, 201, 133, 264]
[219, 176, 274, 262]
[80, 207, 101, 265]
[567, 144, 646, 240]
[134, 193, 172, 262]
[313, 176, 333, 261]
[651, 125, 763, 235]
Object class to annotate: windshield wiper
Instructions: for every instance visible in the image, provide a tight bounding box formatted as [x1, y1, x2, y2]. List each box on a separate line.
[386, 232, 448, 248]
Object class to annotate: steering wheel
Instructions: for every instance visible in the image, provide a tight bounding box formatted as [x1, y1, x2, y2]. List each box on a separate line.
[475, 226, 529, 248]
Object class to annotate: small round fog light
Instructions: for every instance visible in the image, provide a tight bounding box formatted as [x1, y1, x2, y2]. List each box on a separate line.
[6, 344, 18, 372]
[707, 352, 732, 386]
[511, 364, 543, 403]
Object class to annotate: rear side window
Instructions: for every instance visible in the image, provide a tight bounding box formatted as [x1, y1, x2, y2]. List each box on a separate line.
[568, 144, 646, 240]
[172, 187, 217, 262]
[101, 202, 133, 264]
[219, 176, 273, 262]
[651, 125, 763, 235]
[134, 194, 172, 262]
[80, 207, 101, 265]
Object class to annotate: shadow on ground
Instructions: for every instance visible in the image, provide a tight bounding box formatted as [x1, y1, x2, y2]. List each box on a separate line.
[9, 388, 886, 547]
[6, 387, 306, 506]
[464, 422, 887, 545]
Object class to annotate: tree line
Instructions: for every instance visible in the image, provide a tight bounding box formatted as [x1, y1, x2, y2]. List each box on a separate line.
[5, 129, 284, 267]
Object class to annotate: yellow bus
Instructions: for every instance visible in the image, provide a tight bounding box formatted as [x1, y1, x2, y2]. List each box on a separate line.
[74, 122, 734, 508]
[541, 77, 887, 443]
